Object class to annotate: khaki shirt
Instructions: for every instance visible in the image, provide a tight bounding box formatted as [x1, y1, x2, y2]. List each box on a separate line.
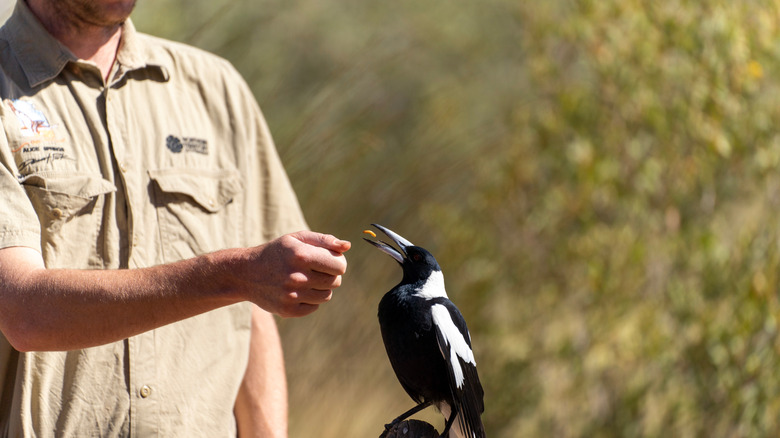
[0, 2, 307, 436]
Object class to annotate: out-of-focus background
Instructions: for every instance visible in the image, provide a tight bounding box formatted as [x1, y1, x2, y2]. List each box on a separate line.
[135, 1, 780, 437]
[8, 0, 780, 436]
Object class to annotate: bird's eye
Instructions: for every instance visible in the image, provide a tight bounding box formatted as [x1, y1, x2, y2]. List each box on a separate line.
[412, 253, 422, 262]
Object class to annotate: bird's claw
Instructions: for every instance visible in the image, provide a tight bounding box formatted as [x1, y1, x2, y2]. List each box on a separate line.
[378, 425, 391, 438]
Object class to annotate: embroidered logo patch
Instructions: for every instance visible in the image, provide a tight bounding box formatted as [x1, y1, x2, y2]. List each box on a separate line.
[166, 135, 208, 155]
[5, 99, 71, 175]
[8, 99, 54, 138]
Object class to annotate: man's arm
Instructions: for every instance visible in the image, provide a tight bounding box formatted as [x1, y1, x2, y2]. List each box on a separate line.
[0, 231, 350, 352]
[235, 305, 288, 438]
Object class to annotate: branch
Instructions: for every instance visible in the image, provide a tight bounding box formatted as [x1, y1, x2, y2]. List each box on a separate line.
[380, 419, 439, 438]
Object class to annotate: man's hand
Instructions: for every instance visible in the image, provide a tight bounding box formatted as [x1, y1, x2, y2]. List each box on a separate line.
[0, 231, 350, 351]
[225, 231, 351, 317]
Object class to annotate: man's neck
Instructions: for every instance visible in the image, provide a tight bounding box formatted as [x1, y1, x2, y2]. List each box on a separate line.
[26, 0, 124, 82]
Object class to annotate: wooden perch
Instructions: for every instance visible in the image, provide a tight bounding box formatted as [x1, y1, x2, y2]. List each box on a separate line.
[380, 419, 439, 438]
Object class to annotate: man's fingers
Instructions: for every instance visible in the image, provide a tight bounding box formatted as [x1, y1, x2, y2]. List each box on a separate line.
[287, 270, 342, 292]
[250, 231, 350, 317]
[294, 231, 351, 254]
[280, 303, 320, 318]
[301, 288, 334, 305]
[310, 253, 347, 277]
[288, 231, 349, 276]
[286, 288, 333, 306]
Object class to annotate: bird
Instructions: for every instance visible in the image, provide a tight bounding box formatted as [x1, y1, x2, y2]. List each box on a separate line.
[363, 224, 485, 438]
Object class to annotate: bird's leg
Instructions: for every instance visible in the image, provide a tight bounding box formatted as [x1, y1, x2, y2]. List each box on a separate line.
[383, 400, 433, 432]
[439, 406, 458, 438]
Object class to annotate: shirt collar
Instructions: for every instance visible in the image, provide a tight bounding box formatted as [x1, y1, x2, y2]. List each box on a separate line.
[2, 0, 75, 88]
[115, 18, 169, 80]
[1, 1, 169, 88]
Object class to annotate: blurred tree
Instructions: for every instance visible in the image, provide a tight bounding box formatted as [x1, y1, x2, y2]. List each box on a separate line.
[133, 0, 780, 436]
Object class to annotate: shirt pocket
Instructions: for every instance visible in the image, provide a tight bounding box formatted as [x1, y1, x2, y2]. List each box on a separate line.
[148, 168, 244, 262]
[21, 174, 116, 268]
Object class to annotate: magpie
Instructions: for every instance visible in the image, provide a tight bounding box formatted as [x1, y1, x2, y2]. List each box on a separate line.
[363, 224, 485, 438]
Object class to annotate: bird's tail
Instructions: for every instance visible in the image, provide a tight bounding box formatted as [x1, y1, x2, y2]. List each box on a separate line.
[439, 403, 482, 438]
[449, 418, 467, 438]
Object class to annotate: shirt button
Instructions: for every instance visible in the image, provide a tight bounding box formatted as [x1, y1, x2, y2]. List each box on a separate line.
[119, 162, 128, 173]
[51, 208, 64, 219]
[140, 385, 152, 398]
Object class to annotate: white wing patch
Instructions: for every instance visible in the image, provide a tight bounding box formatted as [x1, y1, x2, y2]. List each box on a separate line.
[413, 270, 448, 300]
[431, 304, 476, 388]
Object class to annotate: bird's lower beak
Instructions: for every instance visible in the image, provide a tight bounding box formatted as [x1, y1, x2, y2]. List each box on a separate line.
[363, 224, 415, 264]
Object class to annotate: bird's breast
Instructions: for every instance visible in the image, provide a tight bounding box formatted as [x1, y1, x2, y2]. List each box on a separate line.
[378, 293, 442, 368]
[377, 292, 453, 403]
[378, 292, 432, 331]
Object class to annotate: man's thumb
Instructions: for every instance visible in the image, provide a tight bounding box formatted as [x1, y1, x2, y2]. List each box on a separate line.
[295, 231, 351, 254]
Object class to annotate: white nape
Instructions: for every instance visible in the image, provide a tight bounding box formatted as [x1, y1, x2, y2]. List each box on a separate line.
[413, 270, 448, 300]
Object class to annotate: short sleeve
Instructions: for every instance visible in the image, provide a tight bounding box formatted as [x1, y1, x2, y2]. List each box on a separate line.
[0, 117, 41, 252]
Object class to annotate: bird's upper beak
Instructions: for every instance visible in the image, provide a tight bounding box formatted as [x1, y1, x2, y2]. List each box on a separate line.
[363, 224, 414, 264]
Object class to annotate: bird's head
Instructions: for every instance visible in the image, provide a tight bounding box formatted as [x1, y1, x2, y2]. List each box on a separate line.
[363, 224, 442, 283]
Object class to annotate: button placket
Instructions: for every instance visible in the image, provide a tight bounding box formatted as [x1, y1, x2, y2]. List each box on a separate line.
[104, 85, 139, 265]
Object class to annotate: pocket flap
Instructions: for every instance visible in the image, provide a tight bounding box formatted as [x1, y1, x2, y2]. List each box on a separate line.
[22, 174, 116, 217]
[21, 174, 117, 199]
[148, 168, 243, 213]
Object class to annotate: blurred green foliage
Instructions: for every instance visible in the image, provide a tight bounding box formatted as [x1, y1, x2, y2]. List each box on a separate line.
[134, 0, 780, 436]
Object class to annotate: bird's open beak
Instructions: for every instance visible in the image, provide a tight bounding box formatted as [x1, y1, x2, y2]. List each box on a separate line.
[363, 224, 414, 264]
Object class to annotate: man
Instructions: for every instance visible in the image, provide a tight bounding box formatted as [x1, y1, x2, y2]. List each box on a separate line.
[0, 0, 350, 436]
